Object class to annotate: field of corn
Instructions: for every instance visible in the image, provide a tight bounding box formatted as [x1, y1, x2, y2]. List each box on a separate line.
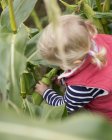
[0, 0, 112, 140]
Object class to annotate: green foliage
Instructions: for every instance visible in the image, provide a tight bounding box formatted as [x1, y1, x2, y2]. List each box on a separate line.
[0, 107, 112, 140]
[0, 0, 42, 108]
[94, 12, 112, 18]
[60, 0, 112, 34]
[1, 0, 38, 30]
[0, 33, 12, 97]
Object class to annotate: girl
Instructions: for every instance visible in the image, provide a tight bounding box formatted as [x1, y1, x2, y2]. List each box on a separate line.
[35, 15, 112, 120]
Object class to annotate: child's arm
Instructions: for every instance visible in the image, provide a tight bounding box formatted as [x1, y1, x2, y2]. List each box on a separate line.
[35, 83, 107, 114]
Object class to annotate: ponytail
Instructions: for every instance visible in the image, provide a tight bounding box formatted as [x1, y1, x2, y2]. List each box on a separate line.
[85, 20, 107, 68]
[89, 48, 107, 68]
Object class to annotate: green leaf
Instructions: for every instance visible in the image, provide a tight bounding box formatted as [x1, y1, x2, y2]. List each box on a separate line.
[0, 106, 112, 140]
[9, 25, 29, 107]
[84, 0, 97, 9]
[0, 24, 29, 107]
[25, 31, 50, 66]
[82, 2, 104, 33]
[24, 32, 40, 58]
[20, 100, 66, 121]
[55, 113, 112, 140]
[59, 0, 77, 14]
[1, 0, 38, 30]
[40, 102, 66, 121]
[0, 33, 12, 100]
[59, 0, 77, 10]
[94, 12, 112, 18]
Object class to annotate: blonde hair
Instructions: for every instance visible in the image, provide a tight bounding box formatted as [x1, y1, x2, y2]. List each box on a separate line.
[38, 14, 106, 70]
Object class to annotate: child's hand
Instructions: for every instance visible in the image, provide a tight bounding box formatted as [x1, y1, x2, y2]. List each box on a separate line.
[35, 81, 49, 95]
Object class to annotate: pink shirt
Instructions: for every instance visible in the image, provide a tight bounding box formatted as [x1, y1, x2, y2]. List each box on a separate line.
[65, 34, 112, 120]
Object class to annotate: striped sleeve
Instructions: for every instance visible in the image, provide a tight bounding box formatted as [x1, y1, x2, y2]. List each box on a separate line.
[43, 86, 108, 113]
[43, 89, 65, 106]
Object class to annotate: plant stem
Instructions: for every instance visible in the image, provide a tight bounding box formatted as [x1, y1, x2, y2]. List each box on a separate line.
[103, 0, 110, 12]
[31, 10, 42, 31]
[95, 0, 102, 12]
[25, 99, 33, 119]
[8, 0, 17, 33]
[22, 99, 27, 113]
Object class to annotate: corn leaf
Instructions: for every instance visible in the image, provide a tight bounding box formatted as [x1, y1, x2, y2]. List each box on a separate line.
[0, 106, 112, 140]
[85, 0, 96, 9]
[94, 12, 112, 19]
[82, 2, 104, 33]
[1, 0, 38, 30]
[0, 24, 29, 107]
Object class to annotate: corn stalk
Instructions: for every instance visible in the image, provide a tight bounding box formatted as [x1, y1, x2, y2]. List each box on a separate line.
[59, 0, 77, 13]
[7, 0, 17, 33]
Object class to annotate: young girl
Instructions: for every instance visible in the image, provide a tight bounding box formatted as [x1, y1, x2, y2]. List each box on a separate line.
[35, 15, 112, 120]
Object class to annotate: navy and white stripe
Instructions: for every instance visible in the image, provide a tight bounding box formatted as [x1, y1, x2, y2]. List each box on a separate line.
[43, 86, 108, 113]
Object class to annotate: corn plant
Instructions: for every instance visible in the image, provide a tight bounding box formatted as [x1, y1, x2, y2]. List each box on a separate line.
[0, 0, 112, 139]
[60, 0, 112, 34]
[0, 0, 67, 119]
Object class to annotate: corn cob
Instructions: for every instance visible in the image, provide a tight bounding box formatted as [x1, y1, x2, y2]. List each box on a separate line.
[20, 68, 58, 105]
[20, 73, 26, 99]
[33, 68, 58, 105]
[32, 92, 43, 105]
[20, 71, 35, 99]
[41, 68, 58, 85]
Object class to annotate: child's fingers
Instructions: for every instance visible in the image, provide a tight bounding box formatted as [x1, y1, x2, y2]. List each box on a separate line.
[35, 83, 40, 92]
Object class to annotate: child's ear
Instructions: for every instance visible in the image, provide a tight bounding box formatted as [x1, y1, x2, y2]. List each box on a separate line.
[85, 20, 97, 38]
